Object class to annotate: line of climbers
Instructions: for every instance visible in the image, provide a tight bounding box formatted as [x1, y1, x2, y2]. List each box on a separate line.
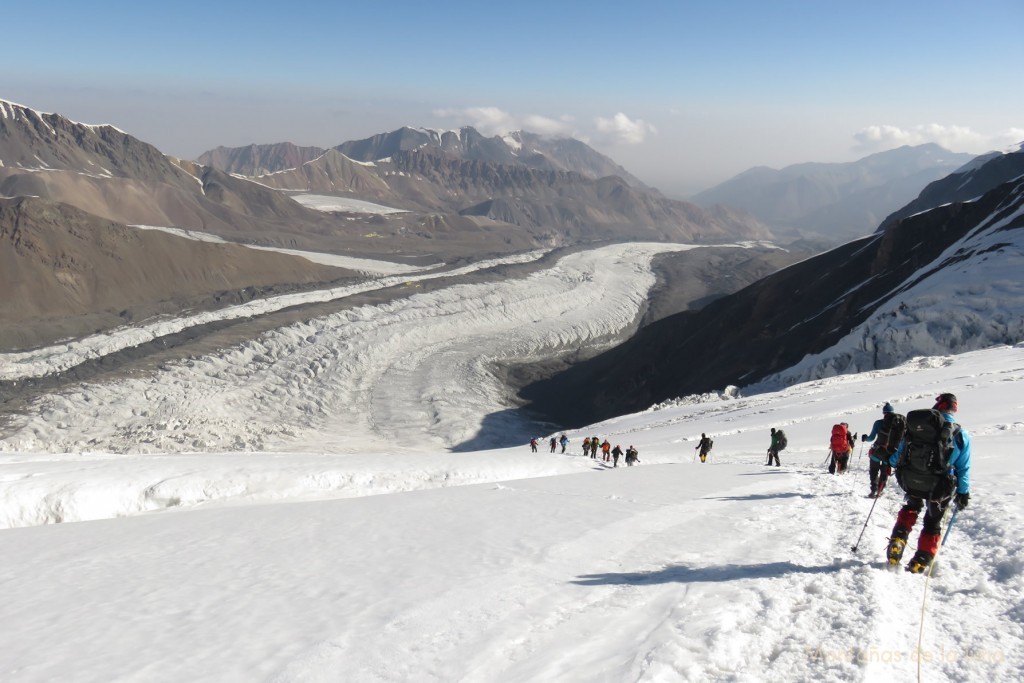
[528, 392, 970, 575]
[529, 435, 639, 467]
[804, 394, 970, 573]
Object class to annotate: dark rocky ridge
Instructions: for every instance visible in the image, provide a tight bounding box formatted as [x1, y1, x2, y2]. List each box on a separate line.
[879, 147, 1024, 229]
[520, 170, 1024, 427]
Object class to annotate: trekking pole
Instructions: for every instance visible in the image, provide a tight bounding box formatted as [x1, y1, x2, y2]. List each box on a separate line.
[915, 506, 961, 682]
[857, 441, 865, 466]
[850, 493, 881, 552]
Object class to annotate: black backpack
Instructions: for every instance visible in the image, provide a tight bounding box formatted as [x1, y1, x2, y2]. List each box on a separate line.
[776, 430, 787, 450]
[707, 438, 714, 451]
[895, 409, 960, 500]
[879, 412, 908, 456]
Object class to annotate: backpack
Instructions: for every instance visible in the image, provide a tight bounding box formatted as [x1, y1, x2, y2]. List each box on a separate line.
[707, 438, 714, 451]
[895, 409, 960, 500]
[879, 412, 907, 456]
[829, 424, 848, 452]
[775, 430, 787, 450]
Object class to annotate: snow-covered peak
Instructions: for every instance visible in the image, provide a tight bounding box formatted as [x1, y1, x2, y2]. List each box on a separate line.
[501, 133, 523, 151]
[0, 98, 124, 134]
[0, 97, 48, 119]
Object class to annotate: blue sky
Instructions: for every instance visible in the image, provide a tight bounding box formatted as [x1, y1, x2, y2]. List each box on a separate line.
[3, 0, 1022, 195]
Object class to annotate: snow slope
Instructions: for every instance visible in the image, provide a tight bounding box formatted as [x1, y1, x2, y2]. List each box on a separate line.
[288, 194, 406, 215]
[132, 224, 432, 273]
[1, 346, 1021, 682]
[1, 235, 1022, 682]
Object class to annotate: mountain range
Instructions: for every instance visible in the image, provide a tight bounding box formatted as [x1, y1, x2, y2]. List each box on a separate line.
[691, 143, 977, 244]
[3, 94, 1021, 428]
[199, 126, 760, 243]
[200, 127, 651, 189]
[1, 98, 775, 351]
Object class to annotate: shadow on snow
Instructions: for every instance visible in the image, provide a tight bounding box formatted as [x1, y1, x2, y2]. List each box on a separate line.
[705, 491, 848, 502]
[450, 407, 555, 452]
[572, 559, 861, 586]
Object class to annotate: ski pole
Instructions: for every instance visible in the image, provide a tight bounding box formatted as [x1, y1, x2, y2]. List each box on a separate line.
[850, 493, 881, 552]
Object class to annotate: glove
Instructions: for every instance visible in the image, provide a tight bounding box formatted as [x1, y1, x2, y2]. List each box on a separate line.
[861, 434, 868, 442]
[956, 492, 970, 509]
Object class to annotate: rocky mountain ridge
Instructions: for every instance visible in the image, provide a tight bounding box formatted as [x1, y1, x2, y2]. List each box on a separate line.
[0, 97, 773, 352]
[522, 147, 1024, 425]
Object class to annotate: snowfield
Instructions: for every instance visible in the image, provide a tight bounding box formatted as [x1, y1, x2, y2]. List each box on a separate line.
[288, 194, 407, 215]
[132, 223, 436, 273]
[1, 240, 1022, 683]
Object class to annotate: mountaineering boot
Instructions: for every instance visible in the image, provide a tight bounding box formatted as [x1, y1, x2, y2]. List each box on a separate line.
[868, 486, 878, 498]
[906, 550, 935, 574]
[886, 530, 909, 567]
[886, 537, 907, 566]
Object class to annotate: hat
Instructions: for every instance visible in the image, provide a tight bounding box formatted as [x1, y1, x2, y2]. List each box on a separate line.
[882, 402, 894, 413]
[934, 393, 958, 413]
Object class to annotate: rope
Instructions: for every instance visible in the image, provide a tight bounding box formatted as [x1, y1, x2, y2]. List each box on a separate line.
[916, 506, 960, 682]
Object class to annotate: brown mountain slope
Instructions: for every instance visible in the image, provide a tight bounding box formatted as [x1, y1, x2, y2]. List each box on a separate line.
[0, 197, 352, 351]
[196, 142, 326, 176]
[246, 150, 401, 204]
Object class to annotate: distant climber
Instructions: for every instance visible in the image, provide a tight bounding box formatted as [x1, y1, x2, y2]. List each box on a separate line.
[696, 433, 713, 463]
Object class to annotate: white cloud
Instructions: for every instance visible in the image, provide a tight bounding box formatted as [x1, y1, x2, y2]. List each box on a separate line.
[852, 123, 1020, 154]
[995, 128, 1024, 152]
[433, 106, 514, 136]
[433, 107, 574, 138]
[434, 107, 661, 146]
[593, 112, 657, 145]
[522, 113, 574, 137]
